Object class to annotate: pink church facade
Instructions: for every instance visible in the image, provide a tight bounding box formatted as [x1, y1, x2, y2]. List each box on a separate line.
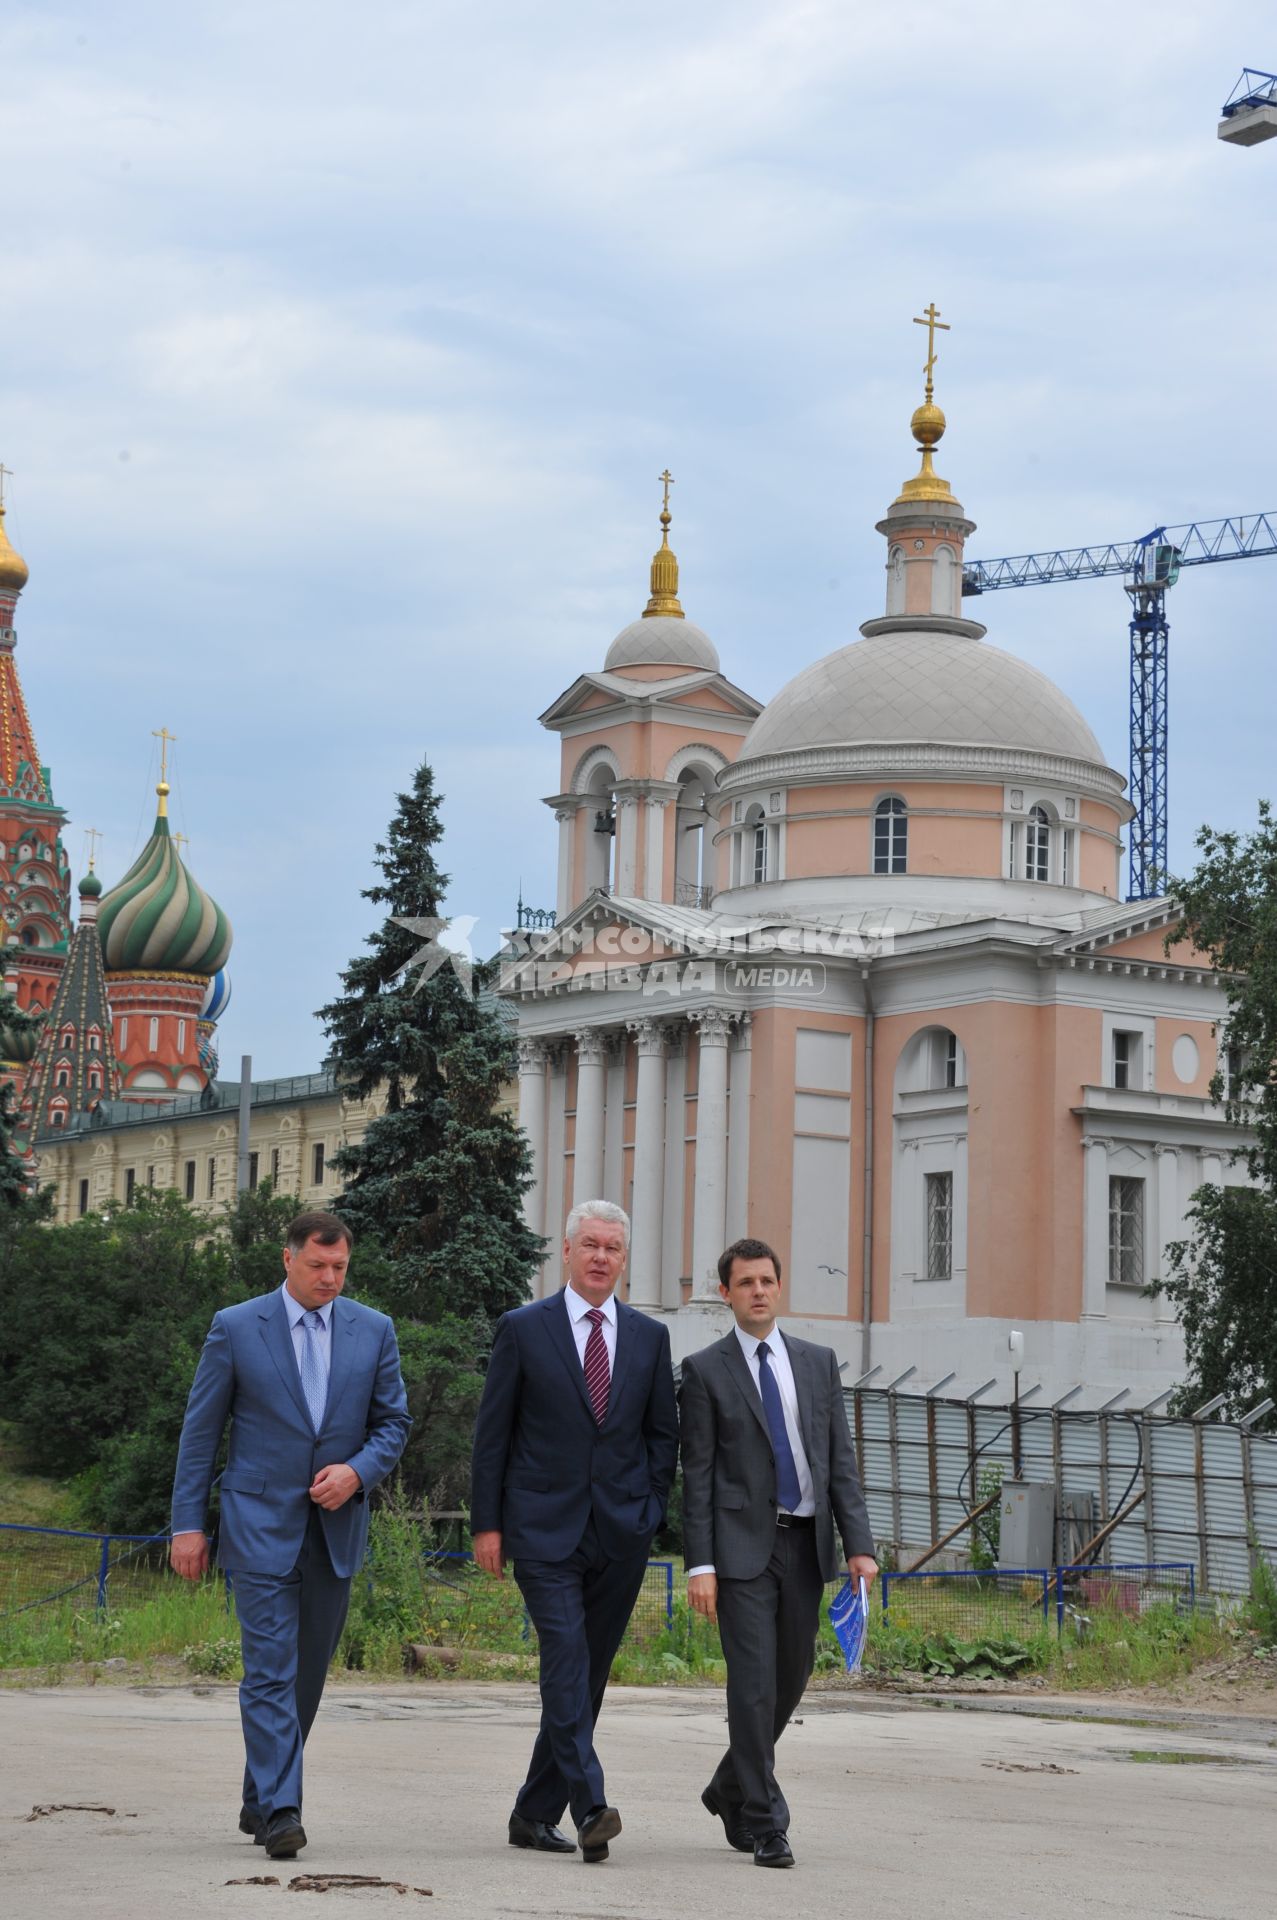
[501, 413, 1246, 1401]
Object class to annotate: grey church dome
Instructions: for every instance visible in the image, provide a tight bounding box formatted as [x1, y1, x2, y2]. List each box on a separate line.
[604, 615, 720, 675]
[739, 622, 1107, 768]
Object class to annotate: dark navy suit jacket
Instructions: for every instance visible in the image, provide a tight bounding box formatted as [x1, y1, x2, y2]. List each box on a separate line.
[171, 1288, 411, 1580]
[470, 1290, 679, 1563]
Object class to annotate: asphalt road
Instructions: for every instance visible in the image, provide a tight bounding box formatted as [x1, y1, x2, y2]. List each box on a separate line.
[3, 1681, 1274, 1918]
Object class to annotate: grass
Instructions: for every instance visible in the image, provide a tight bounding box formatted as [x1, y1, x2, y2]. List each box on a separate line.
[0, 1487, 1243, 1693]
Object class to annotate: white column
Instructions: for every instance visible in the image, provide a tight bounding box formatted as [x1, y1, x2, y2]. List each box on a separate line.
[542, 1044, 568, 1295]
[615, 795, 640, 896]
[690, 1008, 733, 1300]
[725, 1012, 751, 1241]
[661, 1026, 688, 1307]
[602, 1033, 626, 1204]
[1155, 1146, 1180, 1317]
[1082, 1136, 1111, 1317]
[572, 1029, 607, 1205]
[628, 1019, 667, 1309]
[555, 807, 576, 920]
[516, 1038, 547, 1239]
[644, 796, 669, 902]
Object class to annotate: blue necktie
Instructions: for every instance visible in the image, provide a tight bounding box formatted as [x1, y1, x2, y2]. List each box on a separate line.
[299, 1310, 328, 1433]
[757, 1341, 803, 1513]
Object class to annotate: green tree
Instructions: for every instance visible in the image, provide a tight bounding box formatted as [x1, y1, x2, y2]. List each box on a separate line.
[0, 1077, 32, 1208]
[0, 1189, 248, 1528]
[317, 759, 540, 1325]
[1157, 802, 1277, 1423]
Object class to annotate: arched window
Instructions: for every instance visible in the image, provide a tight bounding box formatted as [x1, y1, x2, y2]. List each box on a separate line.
[50, 1109, 66, 1128]
[54, 1065, 71, 1089]
[753, 818, 768, 883]
[86, 1028, 102, 1053]
[887, 545, 905, 614]
[1025, 806, 1050, 883]
[88, 1068, 102, 1092]
[873, 797, 907, 875]
[932, 544, 955, 615]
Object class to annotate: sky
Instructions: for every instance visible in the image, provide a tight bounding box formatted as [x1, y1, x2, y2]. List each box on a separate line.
[1, 1, 1274, 1076]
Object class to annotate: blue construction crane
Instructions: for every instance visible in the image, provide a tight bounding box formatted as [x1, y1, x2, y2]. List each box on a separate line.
[961, 513, 1277, 901]
[1218, 68, 1277, 144]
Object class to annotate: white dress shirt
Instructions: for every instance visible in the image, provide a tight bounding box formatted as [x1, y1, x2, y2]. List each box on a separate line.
[282, 1282, 334, 1385]
[563, 1284, 618, 1371]
[688, 1324, 815, 1578]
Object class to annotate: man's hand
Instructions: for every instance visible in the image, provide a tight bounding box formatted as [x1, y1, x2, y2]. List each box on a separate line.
[848, 1554, 879, 1588]
[309, 1464, 361, 1510]
[688, 1571, 718, 1624]
[170, 1531, 210, 1581]
[472, 1530, 505, 1578]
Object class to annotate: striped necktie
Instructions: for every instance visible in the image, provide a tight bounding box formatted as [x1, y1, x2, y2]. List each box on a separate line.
[583, 1308, 610, 1426]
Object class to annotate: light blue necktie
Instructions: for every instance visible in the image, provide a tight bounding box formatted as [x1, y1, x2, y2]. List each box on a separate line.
[299, 1310, 328, 1433]
[757, 1341, 803, 1514]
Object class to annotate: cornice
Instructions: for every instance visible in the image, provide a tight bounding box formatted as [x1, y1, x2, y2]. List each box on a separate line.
[720, 740, 1129, 808]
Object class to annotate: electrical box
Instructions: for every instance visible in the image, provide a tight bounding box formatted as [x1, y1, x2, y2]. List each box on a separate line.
[998, 1480, 1055, 1571]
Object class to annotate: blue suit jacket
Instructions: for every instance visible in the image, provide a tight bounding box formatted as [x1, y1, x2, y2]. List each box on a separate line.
[171, 1289, 412, 1580]
[470, 1290, 679, 1563]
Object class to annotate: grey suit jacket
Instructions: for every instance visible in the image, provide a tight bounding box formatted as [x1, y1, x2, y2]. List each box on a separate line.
[679, 1330, 874, 1582]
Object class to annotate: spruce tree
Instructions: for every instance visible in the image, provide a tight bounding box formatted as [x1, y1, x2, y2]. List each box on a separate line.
[318, 759, 540, 1325]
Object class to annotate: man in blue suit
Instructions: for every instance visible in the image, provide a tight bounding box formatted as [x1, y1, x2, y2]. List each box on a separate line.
[471, 1199, 678, 1865]
[170, 1210, 410, 1860]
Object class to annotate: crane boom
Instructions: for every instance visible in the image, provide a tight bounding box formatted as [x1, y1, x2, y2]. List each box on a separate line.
[962, 511, 1277, 595]
[960, 510, 1277, 903]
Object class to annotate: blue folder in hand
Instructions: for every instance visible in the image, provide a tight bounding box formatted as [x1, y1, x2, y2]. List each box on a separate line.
[829, 1575, 869, 1672]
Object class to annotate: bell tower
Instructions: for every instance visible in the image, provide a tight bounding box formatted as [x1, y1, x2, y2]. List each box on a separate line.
[538, 476, 761, 917]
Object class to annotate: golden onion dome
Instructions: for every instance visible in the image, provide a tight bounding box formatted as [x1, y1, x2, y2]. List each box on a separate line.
[0, 504, 29, 594]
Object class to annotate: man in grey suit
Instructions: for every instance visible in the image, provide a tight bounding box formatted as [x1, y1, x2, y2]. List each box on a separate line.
[170, 1211, 410, 1859]
[680, 1237, 877, 1869]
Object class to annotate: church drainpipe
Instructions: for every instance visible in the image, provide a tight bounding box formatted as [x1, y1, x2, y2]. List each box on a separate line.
[859, 965, 875, 1379]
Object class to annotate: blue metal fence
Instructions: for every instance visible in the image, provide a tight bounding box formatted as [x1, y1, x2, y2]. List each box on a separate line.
[880, 1561, 1196, 1638]
[0, 1521, 169, 1614]
[1, 1523, 678, 1638]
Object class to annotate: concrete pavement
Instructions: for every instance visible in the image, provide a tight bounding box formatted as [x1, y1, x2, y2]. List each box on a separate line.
[2, 1681, 1274, 1918]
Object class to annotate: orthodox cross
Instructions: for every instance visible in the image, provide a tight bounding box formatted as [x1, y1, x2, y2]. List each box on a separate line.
[659, 468, 674, 518]
[0, 464, 11, 509]
[84, 826, 102, 872]
[913, 302, 950, 399]
[174, 832, 189, 857]
[152, 725, 177, 783]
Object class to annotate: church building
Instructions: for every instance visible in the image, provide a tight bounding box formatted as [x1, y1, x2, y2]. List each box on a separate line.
[502, 344, 1249, 1400]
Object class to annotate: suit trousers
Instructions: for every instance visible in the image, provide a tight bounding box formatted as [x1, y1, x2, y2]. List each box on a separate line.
[512, 1517, 650, 1828]
[232, 1505, 352, 1818]
[709, 1521, 824, 1834]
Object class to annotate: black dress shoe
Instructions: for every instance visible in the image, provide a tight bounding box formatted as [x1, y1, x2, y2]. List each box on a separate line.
[263, 1808, 307, 1859]
[754, 1830, 795, 1868]
[239, 1805, 266, 1845]
[508, 1811, 576, 1853]
[701, 1784, 752, 1853]
[578, 1804, 621, 1863]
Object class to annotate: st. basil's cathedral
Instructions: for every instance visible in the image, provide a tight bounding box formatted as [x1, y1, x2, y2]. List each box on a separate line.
[0, 489, 234, 1146]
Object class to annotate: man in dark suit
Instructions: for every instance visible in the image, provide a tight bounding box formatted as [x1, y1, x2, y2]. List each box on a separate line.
[680, 1236, 877, 1869]
[170, 1211, 410, 1860]
[470, 1199, 678, 1865]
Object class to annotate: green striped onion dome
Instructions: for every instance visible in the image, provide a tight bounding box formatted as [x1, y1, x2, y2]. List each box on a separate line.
[97, 795, 232, 976]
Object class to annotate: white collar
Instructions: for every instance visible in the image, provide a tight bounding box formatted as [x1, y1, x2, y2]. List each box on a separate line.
[563, 1285, 617, 1325]
[733, 1322, 781, 1363]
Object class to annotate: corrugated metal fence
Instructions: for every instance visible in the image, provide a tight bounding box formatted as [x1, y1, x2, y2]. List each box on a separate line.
[848, 1387, 1277, 1593]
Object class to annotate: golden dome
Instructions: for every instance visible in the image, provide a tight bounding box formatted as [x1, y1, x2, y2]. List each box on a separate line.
[0, 505, 29, 594]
